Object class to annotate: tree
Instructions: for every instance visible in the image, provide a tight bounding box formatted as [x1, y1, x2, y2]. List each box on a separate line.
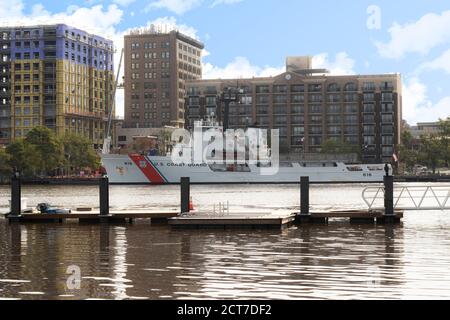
[60, 133, 100, 174]
[418, 134, 443, 174]
[438, 117, 450, 167]
[398, 130, 419, 173]
[5, 139, 43, 177]
[0, 147, 11, 181]
[25, 126, 63, 174]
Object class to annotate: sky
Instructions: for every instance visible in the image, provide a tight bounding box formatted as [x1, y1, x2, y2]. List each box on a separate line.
[1, 0, 449, 125]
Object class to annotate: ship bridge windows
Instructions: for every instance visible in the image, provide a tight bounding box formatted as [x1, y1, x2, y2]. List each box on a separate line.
[299, 162, 338, 167]
[208, 163, 251, 172]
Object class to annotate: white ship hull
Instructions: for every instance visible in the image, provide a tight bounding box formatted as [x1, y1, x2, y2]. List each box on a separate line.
[101, 154, 385, 184]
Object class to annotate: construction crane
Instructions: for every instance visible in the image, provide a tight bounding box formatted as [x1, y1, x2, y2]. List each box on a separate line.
[102, 47, 124, 154]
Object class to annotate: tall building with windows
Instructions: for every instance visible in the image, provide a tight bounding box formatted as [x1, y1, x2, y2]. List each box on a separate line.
[0, 24, 114, 148]
[124, 29, 204, 129]
[185, 56, 402, 164]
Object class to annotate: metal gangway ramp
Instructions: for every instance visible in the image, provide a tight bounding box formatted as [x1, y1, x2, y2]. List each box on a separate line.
[362, 184, 450, 210]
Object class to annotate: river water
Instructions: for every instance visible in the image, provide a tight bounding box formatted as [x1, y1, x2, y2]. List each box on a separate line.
[1, 184, 450, 300]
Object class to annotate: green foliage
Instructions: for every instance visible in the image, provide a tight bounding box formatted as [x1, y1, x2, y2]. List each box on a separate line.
[2, 127, 101, 178]
[25, 126, 64, 173]
[6, 139, 43, 177]
[418, 134, 443, 174]
[398, 130, 419, 172]
[320, 138, 359, 155]
[0, 147, 11, 179]
[400, 117, 450, 174]
[61, 133, 100, 173]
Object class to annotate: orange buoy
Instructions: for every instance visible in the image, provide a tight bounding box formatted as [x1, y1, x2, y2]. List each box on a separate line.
[189, 196, 194, 211]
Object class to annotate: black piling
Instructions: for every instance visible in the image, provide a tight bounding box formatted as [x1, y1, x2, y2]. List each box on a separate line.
[379, 164, 400, 224]
[99, 175, 110, 217]
[180, 177, 190, 214]
[10, 171, 21, 217]
[300, 176, 309, 215]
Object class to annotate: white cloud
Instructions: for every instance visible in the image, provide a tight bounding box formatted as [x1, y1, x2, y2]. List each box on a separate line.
[0, 3, 123, 38]
[0, 0, 24, 17]
[312, 52, 355, 75]
[145, 0, 203, 15]
[418, 49, 450, 75]
[137, 16, 200, 39]
[112, 0, 136, 6]
[376, 10, 450, 59]
[145, 0, 244, 15]
[202, 52, 356, 80]
[402, 77, 450, 125]
[210, 0, 243, 8]
[202, 56, 284, 79]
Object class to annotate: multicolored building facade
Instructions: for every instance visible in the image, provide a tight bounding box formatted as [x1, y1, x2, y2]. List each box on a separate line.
[0, 24, 115, 148]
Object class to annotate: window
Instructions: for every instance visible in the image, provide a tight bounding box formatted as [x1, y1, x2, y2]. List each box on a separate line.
[345, 104, 358, 113]
[273, 95, 287, 104]
[292, 126, 304, 136]
[327, 115, 341, 124]
[205, 96, 216, 105]
[363, 114, 375, 123]
[308, 84, 322, 92]
[327, 105, 341, 113]
[381, 103, 394, 113]
[256, 95, 269, 104]
[345, 115, 358, 124]
[382, 135, 393, 145]
[308, 94, 322, 103]
[381, 114, 393, 123]
[327, 126, 341, 135]
[273, 85, 287, 93]
[363, 93, 375, 101]
[381, 125, 393, 134]
[364, 135, 375, 145]
[291, 94, 304, 103]
[344, 82, 357, 92]
[382, 93, 393, 102]
[327, 83, 340, 92]
[363, 82, 376, 91]
[309, 126, 322, 135]
[363, 104, 374, 113]
[363, 125, 375, 134]
[291, 84, 304, 92]
[309, 105, 322, 113]
[256, 85, 269, 94]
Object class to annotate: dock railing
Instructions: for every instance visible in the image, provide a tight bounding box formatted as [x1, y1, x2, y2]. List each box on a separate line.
[362, 184, 450, 210]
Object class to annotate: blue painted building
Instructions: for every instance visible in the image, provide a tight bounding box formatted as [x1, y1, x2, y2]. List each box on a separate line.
[0, 24, 115, 148]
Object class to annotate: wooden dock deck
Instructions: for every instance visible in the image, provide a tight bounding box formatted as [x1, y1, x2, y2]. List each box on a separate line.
[169, 210, 296, 229]
[2, 210, 179, 223]
[2, 209, 403, 226]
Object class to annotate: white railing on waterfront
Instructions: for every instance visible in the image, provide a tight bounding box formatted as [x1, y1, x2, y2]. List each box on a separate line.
[362, 185, 450, 210]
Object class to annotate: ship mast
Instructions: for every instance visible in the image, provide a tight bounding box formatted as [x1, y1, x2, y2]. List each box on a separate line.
[102, 47, 124, 154]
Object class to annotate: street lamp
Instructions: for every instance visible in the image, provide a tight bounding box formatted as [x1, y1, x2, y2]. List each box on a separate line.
[219, 86, 243, 131]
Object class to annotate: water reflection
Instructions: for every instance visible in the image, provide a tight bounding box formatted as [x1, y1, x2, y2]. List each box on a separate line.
[1, 217, 448, 299]
[1, 184, 450, 299]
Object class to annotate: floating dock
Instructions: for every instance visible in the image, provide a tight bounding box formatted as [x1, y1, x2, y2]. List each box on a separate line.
[2, 210, 178, 223]
[169, 210, 296, 229]
[296, 209, 404, 224]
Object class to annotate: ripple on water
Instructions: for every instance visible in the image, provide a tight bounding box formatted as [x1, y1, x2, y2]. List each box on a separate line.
[2, 184, 450, 299]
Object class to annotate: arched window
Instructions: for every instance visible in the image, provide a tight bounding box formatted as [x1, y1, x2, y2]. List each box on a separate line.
[327, 83, 340, 92]
[344, 82, 357, 92]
